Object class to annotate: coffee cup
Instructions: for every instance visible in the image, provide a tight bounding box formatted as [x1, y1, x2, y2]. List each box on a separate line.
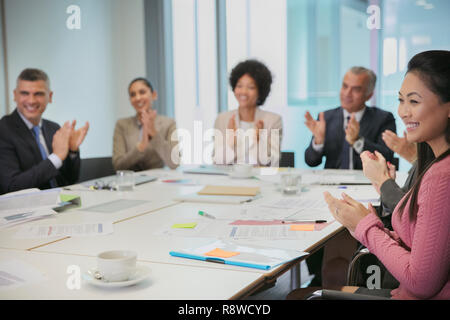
[96, 250, 137, 282]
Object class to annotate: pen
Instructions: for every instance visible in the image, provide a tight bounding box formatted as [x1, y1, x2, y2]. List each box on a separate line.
[198, 210, 216, 219]
[281, 220, 327, 224]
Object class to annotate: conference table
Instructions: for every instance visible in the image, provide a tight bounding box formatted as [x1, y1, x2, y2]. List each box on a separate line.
[0, 166, 392, 300]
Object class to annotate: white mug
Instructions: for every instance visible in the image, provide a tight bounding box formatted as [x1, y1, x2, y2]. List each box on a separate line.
[96, 250, 137, 282]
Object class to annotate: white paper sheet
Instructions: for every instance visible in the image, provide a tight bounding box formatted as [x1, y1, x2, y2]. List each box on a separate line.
[14, 222, 114, 239]
[227, 225, 311, 240]
[0, 259, 46, 290]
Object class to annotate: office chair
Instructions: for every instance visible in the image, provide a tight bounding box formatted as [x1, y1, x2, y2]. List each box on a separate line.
[302, 247, 398, 300]
[280, 151, 295, 168]
[391, 157, 400, 171]
[78, 157, 115, 183]
[346, 247, 399, 289]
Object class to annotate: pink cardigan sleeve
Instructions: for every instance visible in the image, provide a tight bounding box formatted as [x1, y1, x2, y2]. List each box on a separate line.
[355, 170, 450, 299]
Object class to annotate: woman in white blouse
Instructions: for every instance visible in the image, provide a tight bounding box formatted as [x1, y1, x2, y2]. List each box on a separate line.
[213, 59, 283, 166]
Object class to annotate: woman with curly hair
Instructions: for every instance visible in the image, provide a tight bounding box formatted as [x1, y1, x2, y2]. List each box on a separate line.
[213, 59, 282, 166]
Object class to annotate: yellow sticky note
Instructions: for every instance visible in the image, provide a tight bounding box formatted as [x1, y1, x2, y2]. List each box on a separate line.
[172, 223, 197, 229]
[204, 248, 240, 258]
[290, 224, 315, 231]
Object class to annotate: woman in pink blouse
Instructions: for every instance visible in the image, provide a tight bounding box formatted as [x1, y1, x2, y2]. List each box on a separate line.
[324, 50, 450, 300]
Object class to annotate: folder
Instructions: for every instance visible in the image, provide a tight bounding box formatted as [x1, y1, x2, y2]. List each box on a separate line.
[183, 165, 229, 176]
[169, 240, 308, 271]
[198, 185, 260, 196]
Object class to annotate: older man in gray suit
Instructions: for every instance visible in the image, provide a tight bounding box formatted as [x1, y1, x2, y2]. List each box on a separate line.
[304, 67, 396, 170]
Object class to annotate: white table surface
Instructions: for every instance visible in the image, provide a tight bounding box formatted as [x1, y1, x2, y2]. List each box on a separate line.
[0, 249, 261, 300]
[0, 167, 381, 299]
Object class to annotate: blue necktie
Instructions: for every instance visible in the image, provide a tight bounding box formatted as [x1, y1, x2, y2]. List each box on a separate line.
[32, 126, 57, 188]
[340, 116, 351, 169]
[32, 126, 48, 161]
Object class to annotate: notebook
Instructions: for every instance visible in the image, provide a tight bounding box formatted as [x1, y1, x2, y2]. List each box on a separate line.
[170, 239, 308, 270]
[198, 185, 260, 196]
[81, 174, 157, 188]
[182, 165, 230, 176]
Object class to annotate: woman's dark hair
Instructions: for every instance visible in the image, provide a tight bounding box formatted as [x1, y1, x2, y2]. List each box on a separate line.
[128, 77, 154, 93]
[397, 50, 450, 221]
[229, 59, 272, 106]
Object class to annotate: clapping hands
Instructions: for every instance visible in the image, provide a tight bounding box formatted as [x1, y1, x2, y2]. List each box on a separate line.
[53, 120, 89, 161]
[360, 150, 395, 194]
[382, 130, 417, 163]
[304, 111, 326, 144]
[345, 114, 360, 145]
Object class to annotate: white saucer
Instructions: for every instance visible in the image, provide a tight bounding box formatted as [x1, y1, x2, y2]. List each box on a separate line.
[83, 265, 150, 288]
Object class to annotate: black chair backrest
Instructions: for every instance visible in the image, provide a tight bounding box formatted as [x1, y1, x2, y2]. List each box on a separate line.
[391, 157, 400, 171]
[78, 157, 115, 183]
[280, 151, 295, 168]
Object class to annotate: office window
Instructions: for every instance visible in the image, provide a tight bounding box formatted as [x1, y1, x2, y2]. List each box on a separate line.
[379, 0, 450, 171]
[170, 0, 450, 169]
[171, 0, 219, 165]
[287, 0, 372, 107]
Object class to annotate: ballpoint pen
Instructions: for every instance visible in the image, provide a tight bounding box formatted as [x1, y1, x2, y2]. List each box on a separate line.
[198, 210, 216, 219]
[281, 220, 327, 224]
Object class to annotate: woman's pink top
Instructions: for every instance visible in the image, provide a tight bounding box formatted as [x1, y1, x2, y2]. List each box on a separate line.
[355, 156, 450, 300]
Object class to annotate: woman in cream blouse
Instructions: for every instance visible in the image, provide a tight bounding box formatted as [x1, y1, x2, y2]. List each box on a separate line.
[112, 78, 179, 171]
[213, 60, 283, 166]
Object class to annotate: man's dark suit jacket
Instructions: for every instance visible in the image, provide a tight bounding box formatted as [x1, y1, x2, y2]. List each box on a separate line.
[304, 106, 396, 170]
[0, 109, 80, 194]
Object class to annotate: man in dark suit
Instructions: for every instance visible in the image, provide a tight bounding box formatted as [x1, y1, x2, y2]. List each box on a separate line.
[304, 67, 396, 170]
[0, 68, 89, 195]
[302, 67, 397, 288]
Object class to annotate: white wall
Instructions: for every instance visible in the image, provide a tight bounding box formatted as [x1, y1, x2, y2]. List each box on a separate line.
[2, 0, 146, 158]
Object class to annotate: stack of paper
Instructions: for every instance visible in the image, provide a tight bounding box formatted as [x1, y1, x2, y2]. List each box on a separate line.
[0, 189, 60, 228]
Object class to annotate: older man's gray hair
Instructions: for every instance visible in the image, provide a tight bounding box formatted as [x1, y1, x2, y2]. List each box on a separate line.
[349, 66, 377, 96]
